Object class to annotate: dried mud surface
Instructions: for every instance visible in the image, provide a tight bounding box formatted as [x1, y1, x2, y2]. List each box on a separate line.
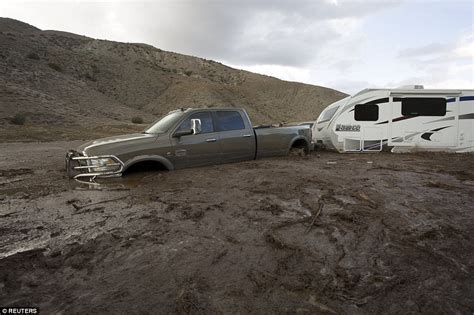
[0, 141, 473, 313]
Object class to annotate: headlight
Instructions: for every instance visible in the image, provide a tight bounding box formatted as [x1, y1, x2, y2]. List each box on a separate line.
[89, 157, 120, 172]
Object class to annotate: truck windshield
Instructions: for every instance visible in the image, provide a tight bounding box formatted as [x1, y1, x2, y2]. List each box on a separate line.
[144, 111, 185, 134]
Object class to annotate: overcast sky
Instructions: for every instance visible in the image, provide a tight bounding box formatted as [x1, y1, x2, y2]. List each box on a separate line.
[1, 0, 472, 93]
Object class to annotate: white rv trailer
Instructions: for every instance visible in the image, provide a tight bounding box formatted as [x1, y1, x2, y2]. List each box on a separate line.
[312, 86, 474, 153]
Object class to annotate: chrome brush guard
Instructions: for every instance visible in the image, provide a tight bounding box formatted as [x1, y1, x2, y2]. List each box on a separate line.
[66, 150, 124, 179]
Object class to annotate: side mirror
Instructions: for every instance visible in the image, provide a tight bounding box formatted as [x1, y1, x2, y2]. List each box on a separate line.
[191, 119, 201, 135]
[173, 129, 193, 138]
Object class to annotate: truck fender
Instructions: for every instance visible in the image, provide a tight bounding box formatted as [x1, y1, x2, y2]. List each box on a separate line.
[287, 136, 310, 154]
[122, 155, 175, 172]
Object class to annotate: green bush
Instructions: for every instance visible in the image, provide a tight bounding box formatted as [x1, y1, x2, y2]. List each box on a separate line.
[184, 70, 193, 76]
[48, 63, 63, 72]
[10, 114, 26, 125]
[131, 117, 144, 124]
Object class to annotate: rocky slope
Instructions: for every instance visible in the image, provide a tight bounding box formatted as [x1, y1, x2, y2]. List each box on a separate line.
[0, 18, 346, 141]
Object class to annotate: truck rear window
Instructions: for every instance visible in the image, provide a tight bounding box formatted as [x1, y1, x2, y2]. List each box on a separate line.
[216, 111, 245, 131]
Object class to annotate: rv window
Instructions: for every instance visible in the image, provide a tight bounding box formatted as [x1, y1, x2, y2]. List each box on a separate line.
[401, 98, 446, 116]
[354, 104, 378, 121]
[319, 106, 339, 123]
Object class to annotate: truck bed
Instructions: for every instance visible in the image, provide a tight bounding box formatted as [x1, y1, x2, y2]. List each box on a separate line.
[254, 125, 312, 158]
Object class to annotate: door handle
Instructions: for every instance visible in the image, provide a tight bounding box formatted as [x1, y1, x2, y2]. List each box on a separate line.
[242, 134, 252, 138]
[206, 138, 217, 142]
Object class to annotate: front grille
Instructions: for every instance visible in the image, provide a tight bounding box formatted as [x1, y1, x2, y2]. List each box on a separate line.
[66, 151, 123, 179]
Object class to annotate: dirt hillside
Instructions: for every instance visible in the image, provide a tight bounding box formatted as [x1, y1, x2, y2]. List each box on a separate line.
[0, 18, 346, 141]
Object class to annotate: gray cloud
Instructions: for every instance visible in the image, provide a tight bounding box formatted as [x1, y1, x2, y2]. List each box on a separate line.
[143, 0, 399, 66]
[330, 59, 358, 72]
[26, 0, 397, 67]
[2, 0, 401, 67]
[324, 78, 372, 94]
[398, 43, 451, 58]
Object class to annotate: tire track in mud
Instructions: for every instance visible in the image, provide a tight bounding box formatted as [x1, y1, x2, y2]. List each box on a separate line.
[258, 186, 389, 308]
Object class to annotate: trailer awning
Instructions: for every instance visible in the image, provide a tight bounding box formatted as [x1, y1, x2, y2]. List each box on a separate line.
[390, 90, 462, 96]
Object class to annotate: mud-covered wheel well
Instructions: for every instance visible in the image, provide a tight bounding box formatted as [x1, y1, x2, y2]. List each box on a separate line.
[123, 160, 168, 175]
[290, 139, 309, 154]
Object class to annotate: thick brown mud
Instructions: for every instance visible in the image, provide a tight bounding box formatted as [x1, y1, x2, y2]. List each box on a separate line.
[0, 142, 473, 313]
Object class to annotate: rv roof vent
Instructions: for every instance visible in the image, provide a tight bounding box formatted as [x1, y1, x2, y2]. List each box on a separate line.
[396, 85, 424, 89]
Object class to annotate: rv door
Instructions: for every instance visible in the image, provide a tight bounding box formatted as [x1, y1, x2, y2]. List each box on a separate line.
[389, 96, 458, 148]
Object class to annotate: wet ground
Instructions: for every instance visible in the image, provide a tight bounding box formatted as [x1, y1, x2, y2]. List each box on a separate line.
[0, 141, 473, 313]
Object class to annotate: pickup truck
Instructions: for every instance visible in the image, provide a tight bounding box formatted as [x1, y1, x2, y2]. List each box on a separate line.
[66, 108, 311, 179]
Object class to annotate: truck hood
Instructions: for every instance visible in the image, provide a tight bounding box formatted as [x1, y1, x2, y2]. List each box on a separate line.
[77, 133, 157, 156]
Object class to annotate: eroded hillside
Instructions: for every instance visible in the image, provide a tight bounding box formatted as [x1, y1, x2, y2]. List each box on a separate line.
[0, 18, 346, 141]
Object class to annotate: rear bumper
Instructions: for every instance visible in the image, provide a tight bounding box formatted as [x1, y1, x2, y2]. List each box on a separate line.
[66, 150, 124, 179]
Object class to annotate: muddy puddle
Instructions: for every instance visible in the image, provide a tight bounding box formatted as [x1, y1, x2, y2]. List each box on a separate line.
[69, 174, 148, 191]
[0, 141, 473, 313]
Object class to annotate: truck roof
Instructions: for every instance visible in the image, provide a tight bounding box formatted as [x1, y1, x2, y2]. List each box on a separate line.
[167, 107, 245, 114]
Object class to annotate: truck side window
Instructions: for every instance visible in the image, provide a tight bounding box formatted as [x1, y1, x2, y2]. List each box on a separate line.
[401, 98, 446, 116]
[354, 104, 378, 121]
[216, 111, 245, 131]
[177, 112, 214, 133]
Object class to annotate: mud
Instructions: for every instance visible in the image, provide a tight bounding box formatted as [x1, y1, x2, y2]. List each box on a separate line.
[0, 141, 473, 313]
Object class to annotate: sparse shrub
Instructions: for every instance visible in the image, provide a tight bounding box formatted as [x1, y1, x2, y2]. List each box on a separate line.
[10, 113, 26, 125]
[172, 69, 177, 73]
[184, 70, 193, 76]
[48, 63, 63, 72]
[91, 64, 100, 73]
[84, 72, 96, 81]
[131, 116, 144, 124]
[27, 52, 40, 60]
